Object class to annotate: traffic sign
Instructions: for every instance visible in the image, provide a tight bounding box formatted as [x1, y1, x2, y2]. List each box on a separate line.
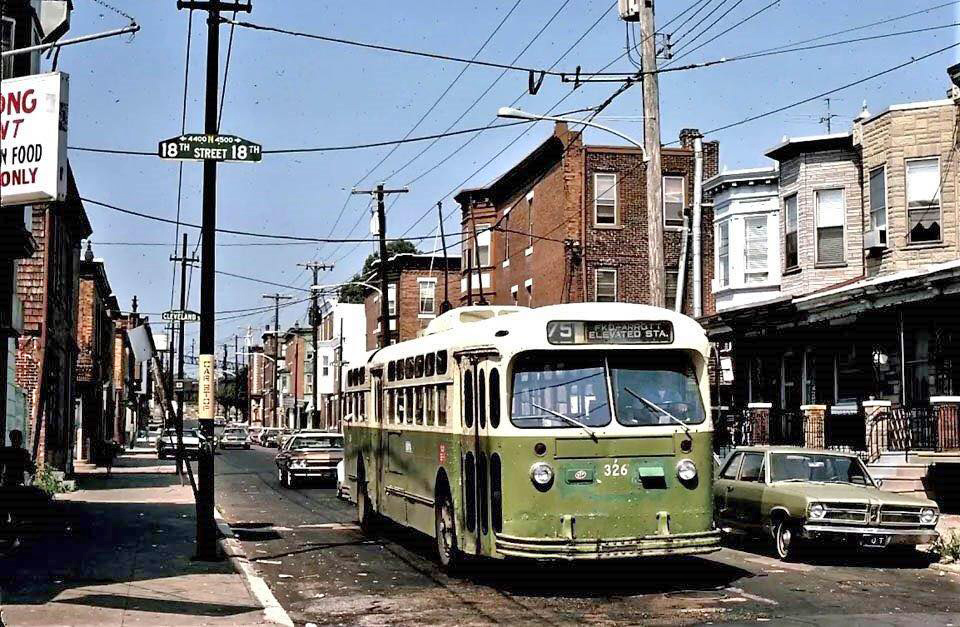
[162, 309, 201, 322]
[158, 134, 262, 163]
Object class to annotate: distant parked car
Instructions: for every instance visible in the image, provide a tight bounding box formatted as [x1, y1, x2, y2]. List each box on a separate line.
[275, 433, 344, 489]
[219, 427, 250, 450]
[157, 429, 206, 460]
[714, 446, 940, 561]
[261, 428, 282, 448]
[247, 427, 263, 445]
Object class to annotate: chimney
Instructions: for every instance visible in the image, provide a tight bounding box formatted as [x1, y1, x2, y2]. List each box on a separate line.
[679, 128, 702, 150]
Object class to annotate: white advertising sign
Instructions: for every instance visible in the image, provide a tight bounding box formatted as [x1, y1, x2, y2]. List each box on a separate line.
[198, 354, 216, 421]
[0, 72, 69, 206]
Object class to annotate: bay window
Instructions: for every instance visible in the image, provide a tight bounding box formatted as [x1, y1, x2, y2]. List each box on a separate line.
[784, 194, 798, 269]
[717, 221, 730, 288]
[869, 166, 887, 245]
[744, 215, 769, 284]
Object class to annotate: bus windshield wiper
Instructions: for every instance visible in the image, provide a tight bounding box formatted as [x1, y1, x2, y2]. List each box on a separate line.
[623, 387, 692, 439]
[531, 402, 598, 442]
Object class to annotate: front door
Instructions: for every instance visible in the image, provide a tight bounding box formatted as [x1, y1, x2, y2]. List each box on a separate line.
[459, 360, 482, 556]
[715, 452, 743, 527]
[730, 452, 765, 530]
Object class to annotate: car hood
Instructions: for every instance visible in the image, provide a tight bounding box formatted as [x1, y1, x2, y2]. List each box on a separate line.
[770, 482, 937, 508]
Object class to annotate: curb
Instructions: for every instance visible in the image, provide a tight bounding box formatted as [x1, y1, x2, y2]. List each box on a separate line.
[930, 562, 960, 575]
[214, 509, 294, 627]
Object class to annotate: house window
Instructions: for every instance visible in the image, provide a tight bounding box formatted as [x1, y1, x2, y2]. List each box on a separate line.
[665, 269, 679, 304]
[744, 215, 769, 284]
[305, 374, 313, 394]
[527, 191, 535, 249]
[474, 224, 491, 266]
[717, 221, 730, 288]
[511, 285, 518, 305]
[594, 173, 617, 225]
[784, 194, 798, 269]
[869, 166, 887, 245]
[418, 278, 437, 315]
[663, 176, 685, 227]
[524, 279, 532, 306]
[815, 188, 845, 264]
[595, 268, 617, 302]
[1, 18, 13, 80]
[906, 158, 942, 243]
[387, 284, 397, 316]
[322, 355, 329, 377]
[502, 211, 510, 262]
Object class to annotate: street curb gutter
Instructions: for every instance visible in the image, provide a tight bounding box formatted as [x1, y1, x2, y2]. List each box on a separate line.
[931, 562, 960, 575]
[214, 508, 294, 627]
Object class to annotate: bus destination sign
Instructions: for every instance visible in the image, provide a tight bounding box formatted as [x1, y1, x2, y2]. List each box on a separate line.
[547, 320, 674, 345]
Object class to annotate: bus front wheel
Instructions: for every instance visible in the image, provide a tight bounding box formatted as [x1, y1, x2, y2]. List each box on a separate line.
[435, 489, 463, 573]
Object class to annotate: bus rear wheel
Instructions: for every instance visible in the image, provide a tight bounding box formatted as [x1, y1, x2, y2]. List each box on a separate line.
[435, 489, 462, 573]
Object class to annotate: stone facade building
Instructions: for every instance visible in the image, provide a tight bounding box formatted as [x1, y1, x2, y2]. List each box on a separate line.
[455, 123, 719, 315]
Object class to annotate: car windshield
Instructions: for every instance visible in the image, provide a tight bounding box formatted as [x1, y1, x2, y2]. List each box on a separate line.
[224, 429, 246, 437]
[288, 436, 343, 451]
[511, 352, 611, 428]
[770, 453, 873, 485]
[510, 350, 705, 429]
[164, 429, 200, 438]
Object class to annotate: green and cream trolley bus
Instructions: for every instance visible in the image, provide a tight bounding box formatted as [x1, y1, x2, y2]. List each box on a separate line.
[343, 303, 720, 569]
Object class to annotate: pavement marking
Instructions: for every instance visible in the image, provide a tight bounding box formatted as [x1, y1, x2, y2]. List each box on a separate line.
[725, 587, 779, 606]
[297, 522, 359, 530]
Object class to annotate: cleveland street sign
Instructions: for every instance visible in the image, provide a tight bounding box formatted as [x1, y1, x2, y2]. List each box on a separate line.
[158, 134, 262, 163]
[162, 309, 201, 322]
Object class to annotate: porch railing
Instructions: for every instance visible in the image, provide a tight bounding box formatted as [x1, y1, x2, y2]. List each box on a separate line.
[867, 406, 942, 463]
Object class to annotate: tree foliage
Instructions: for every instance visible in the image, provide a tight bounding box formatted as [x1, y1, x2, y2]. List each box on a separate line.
[338, 239, 419, 303]
[216, 365, 249, 416]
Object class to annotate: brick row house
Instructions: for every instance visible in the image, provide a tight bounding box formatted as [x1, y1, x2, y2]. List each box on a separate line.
[704, 76, 960, 509]
[74, 243, 120, 466]
[455, 123, 719, 315]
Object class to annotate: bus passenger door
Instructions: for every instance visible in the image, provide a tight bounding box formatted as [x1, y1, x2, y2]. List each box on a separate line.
[371, 371, 386, 513]
[459, 361, 481, 556]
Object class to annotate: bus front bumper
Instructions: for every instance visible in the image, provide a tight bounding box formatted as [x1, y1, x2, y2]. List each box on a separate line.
[494, 529, 721, 560]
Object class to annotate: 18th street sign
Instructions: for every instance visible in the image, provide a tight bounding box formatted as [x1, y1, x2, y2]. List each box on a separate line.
[158, 134, 262, 163]
[162, 309, 201, 322]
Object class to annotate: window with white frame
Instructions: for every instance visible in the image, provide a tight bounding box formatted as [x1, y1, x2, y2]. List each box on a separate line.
[869, 166, 887, 245]
[595, 268, 617, 302]
[305, 373, 313, 394]
[815, 188, 845, 264]
[511, 285, 518, 305]
[1, 18, 14, 80]
[594, 173, 617, 225]
[744, 215, 769, 284]
[524, 279, 532, 305]
[717, 221, 730, 288]
[906, 158, 941, 244]
[387, 284, 397, 316]
[322, 355, 329, 376]
[418, 278, 437, 315]
[784, 194, 798, 269]
[474, 224, 491, 266]
[663, 176, 685, 227]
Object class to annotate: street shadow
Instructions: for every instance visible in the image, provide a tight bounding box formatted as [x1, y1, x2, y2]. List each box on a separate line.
[0, 498, 260, 618]
[229, 522, 284, 542]
[74, 473, 186, 490]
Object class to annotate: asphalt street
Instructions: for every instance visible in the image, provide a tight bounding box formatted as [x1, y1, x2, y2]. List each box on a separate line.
[215, 445, 960, 626]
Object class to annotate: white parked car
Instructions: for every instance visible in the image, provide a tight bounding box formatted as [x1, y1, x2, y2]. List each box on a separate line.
[219, 427, 250, 450]
[157, 429, 206, 460]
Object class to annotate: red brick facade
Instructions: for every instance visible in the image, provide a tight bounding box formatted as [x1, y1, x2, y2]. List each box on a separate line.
[457, 124, 719, 317]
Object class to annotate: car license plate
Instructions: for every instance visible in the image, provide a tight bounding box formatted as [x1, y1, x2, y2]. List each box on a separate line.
[860, 534, 890, 548]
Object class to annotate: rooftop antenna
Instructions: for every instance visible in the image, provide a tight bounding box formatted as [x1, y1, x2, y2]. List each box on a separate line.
[819, 97, 840, 134]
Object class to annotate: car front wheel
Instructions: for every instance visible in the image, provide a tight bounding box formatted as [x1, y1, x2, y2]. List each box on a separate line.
[774, 520, 802, 561]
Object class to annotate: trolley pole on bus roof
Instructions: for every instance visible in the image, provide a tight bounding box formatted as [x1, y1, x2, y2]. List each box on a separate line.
[175, 0, 253, 562]
[352, 184, 408, 348]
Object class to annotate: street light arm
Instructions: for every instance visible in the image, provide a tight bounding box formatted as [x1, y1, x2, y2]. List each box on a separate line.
[497, 107, 648, 161]
[311, 281, 382, 296]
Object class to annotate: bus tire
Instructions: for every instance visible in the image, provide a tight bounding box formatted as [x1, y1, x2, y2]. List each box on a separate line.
[357, 462, 375, 533]
[435, 488, 463, 573]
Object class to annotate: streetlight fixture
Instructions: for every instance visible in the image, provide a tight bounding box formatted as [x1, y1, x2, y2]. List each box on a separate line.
[311, 281, 382, 296]
[496, 107, 648, 161]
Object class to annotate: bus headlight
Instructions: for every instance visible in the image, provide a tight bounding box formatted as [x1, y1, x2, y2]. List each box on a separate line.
[530, 462, 554, 489]
[920, 507, 938, 524]
[809, 503, 826, 519]
[676, 459, 697, 482]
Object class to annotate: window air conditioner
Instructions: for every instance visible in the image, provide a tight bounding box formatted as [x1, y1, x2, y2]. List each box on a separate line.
[863, 229, 886, 252]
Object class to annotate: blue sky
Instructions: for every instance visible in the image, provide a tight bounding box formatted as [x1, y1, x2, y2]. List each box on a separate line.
[60, 0, 959, 362]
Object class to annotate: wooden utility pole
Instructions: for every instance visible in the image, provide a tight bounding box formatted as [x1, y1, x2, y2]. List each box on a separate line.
[176, 0, 253, 562]
[262, 293, 291, 428]
[352, 183, 408, 348]
[639, 0, 665, 307]
[299, 261, 334, 428]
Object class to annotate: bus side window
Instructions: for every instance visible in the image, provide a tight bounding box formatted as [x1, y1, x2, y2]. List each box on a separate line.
[438, 385, 448, 427]
[387, 390, 395, 424]
[478, 370, 487, 429]
[437, 351, 448, 375]
[415, 387, 424, 425]
[489, 369, 501, 429]
[406, 388, 414, 424]
[396, 389, 405, 425]
[464, 371, 474, 429]
[425, 387, 435, 426]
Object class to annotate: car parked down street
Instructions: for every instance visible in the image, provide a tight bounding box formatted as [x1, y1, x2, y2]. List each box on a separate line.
[156, 429, 206, 460]
[275, 433, 344, 489]
[219, 427, 250, 450]
[714, 446, 940, 561]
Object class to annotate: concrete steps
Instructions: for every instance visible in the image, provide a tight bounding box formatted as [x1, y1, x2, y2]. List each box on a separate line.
[867, 456, 933, 500]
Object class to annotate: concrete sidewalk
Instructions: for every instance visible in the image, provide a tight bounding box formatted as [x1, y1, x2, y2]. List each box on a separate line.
[0, 452, 272, 626]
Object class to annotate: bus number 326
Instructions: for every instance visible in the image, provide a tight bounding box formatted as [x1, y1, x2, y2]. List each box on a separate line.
[604, 463, 628, 477]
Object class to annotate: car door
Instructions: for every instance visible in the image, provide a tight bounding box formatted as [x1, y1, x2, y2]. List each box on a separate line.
[730, 452, 766, 529]
[715, 453, 744, 527]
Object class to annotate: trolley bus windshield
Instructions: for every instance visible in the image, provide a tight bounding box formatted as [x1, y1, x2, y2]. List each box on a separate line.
[511, 351, 705, 429]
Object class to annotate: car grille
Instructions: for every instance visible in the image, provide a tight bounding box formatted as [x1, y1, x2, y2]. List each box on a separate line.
[822, 502, 868, 523]
[879, 506, 924, 526]
[305, 460, 337, 468]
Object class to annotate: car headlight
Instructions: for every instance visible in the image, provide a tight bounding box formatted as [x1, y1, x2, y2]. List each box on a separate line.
[530, 462, 554, 489]
[920, 507, 938, 524]
[809, 503, 827, 519]
[676, 459, 697, 482]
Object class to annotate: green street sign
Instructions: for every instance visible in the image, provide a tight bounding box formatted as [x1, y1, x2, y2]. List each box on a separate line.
[158, 134, 262, 163]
